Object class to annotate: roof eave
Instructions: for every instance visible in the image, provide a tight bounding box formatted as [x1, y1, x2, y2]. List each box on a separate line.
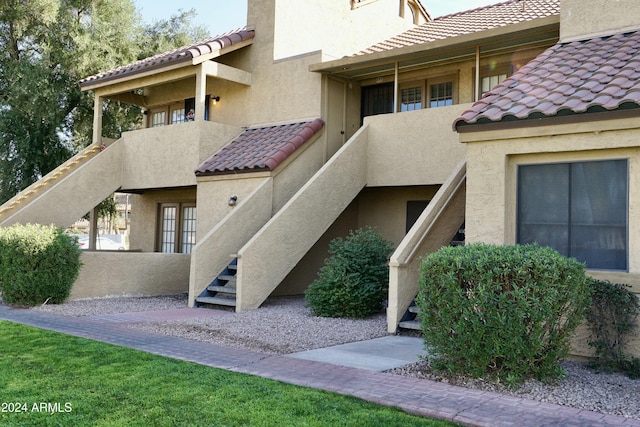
[309, 15, 559, 77]
[455, 108, 640, 135]
[79, 59, 192, 92]
[79, 37, 254, 92]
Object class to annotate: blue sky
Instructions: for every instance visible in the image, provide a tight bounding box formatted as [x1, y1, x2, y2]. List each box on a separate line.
[134, 1, 497, 36]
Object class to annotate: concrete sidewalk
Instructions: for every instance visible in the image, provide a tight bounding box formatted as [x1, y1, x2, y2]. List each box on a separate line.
[1, 304, 638, 427]
[289, 335, 428, 371]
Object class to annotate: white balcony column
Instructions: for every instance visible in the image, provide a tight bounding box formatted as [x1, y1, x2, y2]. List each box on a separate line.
[475, 46, 481, 102]
[393, 61, 399, 113]
[92, 94, 104, 145]
[195, 65, 207, 121]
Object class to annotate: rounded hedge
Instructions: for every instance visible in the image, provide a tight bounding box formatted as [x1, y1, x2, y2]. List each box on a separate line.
[305, 227, 394, 318]
[0, 224, 82, 307]
[417, 243, 591, 384]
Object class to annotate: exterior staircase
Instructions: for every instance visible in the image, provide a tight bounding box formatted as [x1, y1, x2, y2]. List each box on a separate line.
[397, 223, 465, 332]
[195, 257, 238, 309]
[0, 143, 103, 224]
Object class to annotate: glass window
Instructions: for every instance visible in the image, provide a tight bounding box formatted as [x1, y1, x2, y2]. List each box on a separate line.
[152, 111, 166, 128]
[158, 203, 196, 253]
[171, 107, 185, 124]
[429, 82, 453, 108]
[160, 205, 177, 253]
[400, 86, 422, 112]
[481, 73, 507, 96]
[181, 206, 197, 254]
[517, 159, 628, 270]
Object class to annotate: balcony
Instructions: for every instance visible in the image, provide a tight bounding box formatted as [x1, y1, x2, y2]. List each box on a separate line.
[364, 103, 472, 187]
[119, 120, 242, 191]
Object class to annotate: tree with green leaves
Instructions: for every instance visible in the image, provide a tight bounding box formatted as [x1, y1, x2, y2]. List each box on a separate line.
[0, 0, 207, 204]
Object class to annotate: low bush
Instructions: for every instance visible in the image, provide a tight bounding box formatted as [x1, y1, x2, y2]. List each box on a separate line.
[0, 223, 82, 307]
[305, 227, 394, 318]
[587, 279, 640, 378]
[417, 243, 591, 385]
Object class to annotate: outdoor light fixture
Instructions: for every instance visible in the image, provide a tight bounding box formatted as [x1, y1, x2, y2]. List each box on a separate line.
[212, 96, 221, 105]
[228, 195, 237, 206]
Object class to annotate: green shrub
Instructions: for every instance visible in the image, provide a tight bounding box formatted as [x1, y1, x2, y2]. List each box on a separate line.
[417, 243, 591, 385]
[586, 279, 640, 378]
[305, 227, 394, 318]
[0, 223, 82, 307]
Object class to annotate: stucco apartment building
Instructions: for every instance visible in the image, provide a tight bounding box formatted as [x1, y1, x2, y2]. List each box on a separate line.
[1, 0, 639, 356]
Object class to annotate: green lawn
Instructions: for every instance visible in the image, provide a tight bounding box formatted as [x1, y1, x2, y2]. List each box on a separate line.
[0, 321, 457, 427]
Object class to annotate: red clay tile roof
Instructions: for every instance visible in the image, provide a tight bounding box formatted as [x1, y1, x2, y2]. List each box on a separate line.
[195, 119, 325, 176]
[79, 27, 255, 88]
[453, 30, 640, 129]
[355, 0, 559, 55]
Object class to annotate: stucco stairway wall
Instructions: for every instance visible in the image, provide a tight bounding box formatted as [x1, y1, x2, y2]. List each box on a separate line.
[387, 160, 467, 333]
[0, 140, 123, 228]
[188, 178, 273, 307]
[236, 125, 370, 311]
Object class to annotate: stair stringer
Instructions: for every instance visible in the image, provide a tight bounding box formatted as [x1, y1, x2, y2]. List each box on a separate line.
[235, 124, 370, 311]
[188, 178, 273, 307]
[387, 159, 467, 333]
[0, 140, 124, 228]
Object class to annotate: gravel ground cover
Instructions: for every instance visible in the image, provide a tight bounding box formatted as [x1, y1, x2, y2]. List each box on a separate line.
[27, 294, 640, 420]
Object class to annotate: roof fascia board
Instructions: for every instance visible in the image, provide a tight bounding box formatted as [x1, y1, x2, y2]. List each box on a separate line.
[92, 67, 196, 98]
[191, 38, 254, 65]
[457, 110, 640, 142]
[81, 61, 193, 93]
[310, 15, 559, 75]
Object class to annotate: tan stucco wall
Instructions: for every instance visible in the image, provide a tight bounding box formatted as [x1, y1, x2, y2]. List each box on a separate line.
[189, 179, 273, 306]
[462, 117, 640, 357]
[71, 251, 190, 299]
[196, 175, 268, 237]
[560, 0, 640, 42]
[387, 161, 467, 332]
[357, 186, 440, 245]
[365, 104, 469, 186]
[271, 133, 326, 212]
[275, 201, 359, 295]
[120, 121, 241, 191]
[128, 188, 197, 252]
[0, 141, 123, 229]
[274, 185, 441, 296]
[269, 0, 420, 61]
[462, 117, 640, 282]
[236, 125, 370, 310]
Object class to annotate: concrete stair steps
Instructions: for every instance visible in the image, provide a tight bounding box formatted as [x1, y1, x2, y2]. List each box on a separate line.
[217, 274, 236, 282]
[195, 296, 236, 307]
[196, 257, 238, 309]
[398, 319, 421, 331]
[207, 285, 237, 294]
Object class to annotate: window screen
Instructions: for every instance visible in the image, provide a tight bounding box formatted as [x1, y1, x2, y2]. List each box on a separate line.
[517, 159, 628, 270]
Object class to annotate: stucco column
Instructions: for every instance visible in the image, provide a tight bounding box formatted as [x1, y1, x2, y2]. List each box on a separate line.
[92, 95, 103, 145]
[89, 206, 98, 250]
[195, 65, 207, 122]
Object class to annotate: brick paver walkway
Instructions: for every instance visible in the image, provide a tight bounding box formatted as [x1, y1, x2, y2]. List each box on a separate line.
[1, 304, 638, 427]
